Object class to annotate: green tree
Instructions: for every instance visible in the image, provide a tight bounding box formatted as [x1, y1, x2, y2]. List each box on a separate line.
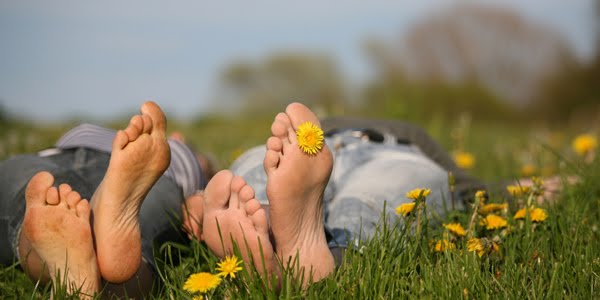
[215, 52, 346, 116]
[530, 0, 600, 123]
[362, 3, 572, 122]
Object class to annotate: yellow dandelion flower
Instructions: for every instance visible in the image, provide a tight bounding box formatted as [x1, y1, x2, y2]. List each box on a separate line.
[444, 223, 466, 237]
[479, 214, 508, 230]
[296, 121, 324, 155]
[478, 203, 509, 215]
[406, 188, 431, 200]
[453, 151, 475, 169]
[491, 242, 501, 253]
[433, 239, 455, 252]
[395, 202, 416, 216]
[514, 208, 527, 220]
[514, 207, 547, 223]
[572, 133, 597, 156]
[520, 164, 537, 177]
[530, 207, 548, 222]
[532, 176, 544, 189]
[506, 185, 532, 198]
[467, 238, 485, 257]
[475, 190, 486, 202]
[183, 272, 222, 294]
[216, 256, 243, 279]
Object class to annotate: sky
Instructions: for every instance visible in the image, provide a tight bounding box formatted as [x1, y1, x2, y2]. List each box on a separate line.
[0, 0, 597, 123]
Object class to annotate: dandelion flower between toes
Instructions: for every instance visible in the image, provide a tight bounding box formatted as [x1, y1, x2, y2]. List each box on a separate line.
[296, 121, 324, 155]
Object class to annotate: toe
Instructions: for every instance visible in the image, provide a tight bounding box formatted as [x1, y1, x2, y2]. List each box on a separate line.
[112, 130, 129, 151]
[66, 190, 82, 210]
[286, 127, 298, 144]
[76, 199, 91, 221]
[285, 102, 321, 129]
[58, 183, 72, 197]
[46, 186, 59, 206]
[239, 185, 255, 203]
[244, 198, 262, 216]
[263, 149, 280, 176]
[266, 136, 283, 152]
[249, 206, 269, 235]
[204, 170, 234, 210]
[229, 176, 246, 209]
[25, 171, 55, 207]
[271, 113, 292, 138]
[58, 184, 72, 208]
[141, 101, 167, 133]
[124, 115, 143, 142]
[141, 114, 153, 134]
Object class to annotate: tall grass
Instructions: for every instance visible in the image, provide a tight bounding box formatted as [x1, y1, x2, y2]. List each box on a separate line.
[0, 113, 599, 299]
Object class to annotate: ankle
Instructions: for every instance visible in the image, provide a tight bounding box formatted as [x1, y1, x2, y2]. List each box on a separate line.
[278, 231, 334, 285]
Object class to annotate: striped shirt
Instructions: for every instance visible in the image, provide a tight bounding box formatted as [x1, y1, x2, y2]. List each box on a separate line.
[47, 123, 204, 198]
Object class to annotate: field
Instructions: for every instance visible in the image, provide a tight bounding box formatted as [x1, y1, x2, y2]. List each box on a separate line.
[1, 109, 599, 299]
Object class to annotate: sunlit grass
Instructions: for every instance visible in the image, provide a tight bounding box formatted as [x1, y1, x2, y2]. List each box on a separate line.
[1, 113, 599, 299]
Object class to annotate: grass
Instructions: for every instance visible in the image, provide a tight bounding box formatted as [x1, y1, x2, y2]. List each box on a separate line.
[0, 112, 599, 299]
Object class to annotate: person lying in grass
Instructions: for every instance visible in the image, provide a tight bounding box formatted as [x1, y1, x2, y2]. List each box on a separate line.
[0, 101, 569, 297]
[0, 101, 218, 298]
[187, 102, 573, 288]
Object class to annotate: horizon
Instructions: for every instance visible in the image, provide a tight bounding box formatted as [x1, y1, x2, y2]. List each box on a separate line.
[0, 0, 596, 123]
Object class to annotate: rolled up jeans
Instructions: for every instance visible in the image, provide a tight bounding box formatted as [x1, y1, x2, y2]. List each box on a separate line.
[230, 131, 455, 250]
[0, 148, 186, 273]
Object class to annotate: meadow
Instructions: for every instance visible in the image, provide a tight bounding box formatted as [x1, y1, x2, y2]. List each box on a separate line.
[0, 108, 599, 299]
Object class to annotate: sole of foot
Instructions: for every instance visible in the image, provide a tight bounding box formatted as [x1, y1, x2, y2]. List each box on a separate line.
[264, 102, 335, 285]
[21, 171, 100, 298]
[91, 101, 170, 283]
[203, 170, 276, 279]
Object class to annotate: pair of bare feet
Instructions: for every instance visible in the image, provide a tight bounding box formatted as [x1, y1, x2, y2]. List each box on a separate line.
[19, 101, 170, 297]
[19, 101, 334, 297]
[198, 103, 335, 286]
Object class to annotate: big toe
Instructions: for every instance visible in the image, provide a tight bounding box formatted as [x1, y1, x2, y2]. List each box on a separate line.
[140, 101, 167, 133]
[285, 102, 321, 129]
[205, 170, 234, 210]
[25, 171, 54, 207]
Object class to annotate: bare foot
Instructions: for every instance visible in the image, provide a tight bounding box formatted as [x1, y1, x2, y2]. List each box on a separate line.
[20, 171, 100, 298]
[182, 192, 205, 241]
[264, 102, 334, 285]
[91, 101, 170, 283]
[202, 170, 276, 278]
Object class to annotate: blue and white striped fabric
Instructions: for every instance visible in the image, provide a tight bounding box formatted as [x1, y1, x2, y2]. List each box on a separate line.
[52, 123, 204, 198]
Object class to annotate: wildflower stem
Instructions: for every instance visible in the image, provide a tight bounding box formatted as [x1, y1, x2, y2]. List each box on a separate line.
[448, 172, 456, 211]
[467, 197, 481, 239]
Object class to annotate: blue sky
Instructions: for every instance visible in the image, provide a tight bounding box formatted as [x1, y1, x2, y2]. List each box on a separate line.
[0, 0, 596, 123]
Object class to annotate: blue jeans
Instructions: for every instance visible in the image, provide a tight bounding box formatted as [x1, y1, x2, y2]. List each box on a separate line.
[230, 131, 455, 250]
[0, 148, 185, 272]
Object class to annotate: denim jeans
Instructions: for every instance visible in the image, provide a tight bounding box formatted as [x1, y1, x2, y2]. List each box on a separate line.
[230, 131, 455, 250]
[0, 148, 185, 271]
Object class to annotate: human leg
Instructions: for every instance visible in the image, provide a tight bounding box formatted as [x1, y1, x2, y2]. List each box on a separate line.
[321, 116, 485, 200]
[202, 170, 275, 278]
[91, 101, 171, 283]
[264, 102, 335, 285]
[0, 151, 96, 283]
[20, 171, 100, 298]
[326, 143, 452, 243]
